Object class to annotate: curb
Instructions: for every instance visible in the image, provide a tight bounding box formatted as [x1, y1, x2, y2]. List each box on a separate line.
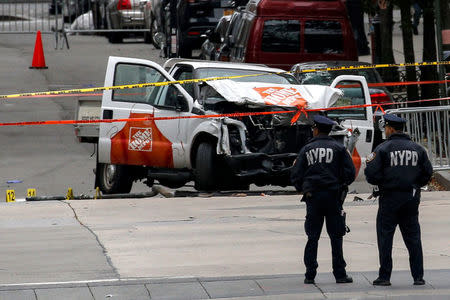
[434, 171, 450, 191]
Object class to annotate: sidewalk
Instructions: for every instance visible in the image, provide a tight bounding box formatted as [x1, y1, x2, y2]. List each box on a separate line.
[0, 192, 449, 299]
[360, 9, 424, 64]
[1, 269, 449, 299]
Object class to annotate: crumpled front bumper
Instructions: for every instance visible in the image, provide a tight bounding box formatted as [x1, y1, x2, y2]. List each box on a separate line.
[224, 152, 297, 185]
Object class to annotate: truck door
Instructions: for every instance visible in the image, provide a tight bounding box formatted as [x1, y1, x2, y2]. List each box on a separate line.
[329, 75, 373, 178]
[98, 56, 192, 169]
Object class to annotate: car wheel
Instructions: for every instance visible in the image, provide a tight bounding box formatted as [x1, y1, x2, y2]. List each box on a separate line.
[194, 142, 217, 191]
[97, 163, 133, 194]
[151, 18, 161, 49]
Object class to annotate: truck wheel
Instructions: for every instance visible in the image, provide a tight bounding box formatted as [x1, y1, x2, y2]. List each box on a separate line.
[97, 163, 133, 194]
[194, 142, 217, 191]
[151, 18, 161, 49]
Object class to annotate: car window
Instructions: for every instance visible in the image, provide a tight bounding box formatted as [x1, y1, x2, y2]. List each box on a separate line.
[196, 68, 298, 84]
[327, 80, 366, 120]
[262, 20, 300, 53]
[217, 17, 230, 40]
[304, 20, 343, 54]
[153, 85, 182, 109]
[236, 13, 253, 47]
[226, 12, 241, 41]
[297, 68, 379, 85]
[230, 13, 243, 37]
[112, 63, 166, 105]
[172, 66, 194, 98]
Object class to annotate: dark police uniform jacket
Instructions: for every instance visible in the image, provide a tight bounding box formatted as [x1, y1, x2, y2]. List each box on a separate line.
[364, 133, 433, 192]
[291, 135, 356, 193]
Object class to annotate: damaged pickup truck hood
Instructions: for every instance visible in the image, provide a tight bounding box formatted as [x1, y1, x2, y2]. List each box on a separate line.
[206, 80, 343, 109]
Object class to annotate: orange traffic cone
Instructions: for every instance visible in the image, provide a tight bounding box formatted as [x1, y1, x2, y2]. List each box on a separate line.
[29, 30, 48, 69]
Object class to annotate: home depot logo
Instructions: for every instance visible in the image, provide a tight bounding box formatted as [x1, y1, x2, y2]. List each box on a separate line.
[128, 127, 152, 151]
[253, 87, 307, 107]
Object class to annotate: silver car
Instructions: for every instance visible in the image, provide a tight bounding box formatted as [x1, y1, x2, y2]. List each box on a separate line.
[141, 0, 164, 48]
[106, 0, 145, 43]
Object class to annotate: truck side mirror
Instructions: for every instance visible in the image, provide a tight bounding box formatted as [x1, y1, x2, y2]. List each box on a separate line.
[176, 95, 189, 112]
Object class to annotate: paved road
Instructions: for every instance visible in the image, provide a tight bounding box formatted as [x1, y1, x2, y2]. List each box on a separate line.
[0, 192, 449, 299]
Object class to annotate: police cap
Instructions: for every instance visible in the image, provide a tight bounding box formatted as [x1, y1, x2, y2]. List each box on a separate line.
[313, 115, 336, 132]
[383, 113, 406, 130]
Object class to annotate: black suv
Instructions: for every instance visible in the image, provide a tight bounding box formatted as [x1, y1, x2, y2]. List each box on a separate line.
[161, 0, 235, 58]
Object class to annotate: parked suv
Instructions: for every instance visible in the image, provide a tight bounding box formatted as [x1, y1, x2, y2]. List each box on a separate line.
[227, 0, 358, 70]
[146, 0, 234, 58]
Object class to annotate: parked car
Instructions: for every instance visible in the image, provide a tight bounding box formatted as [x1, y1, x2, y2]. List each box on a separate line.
[145, 0, 235, 58]
[215, 9, 243, 61]
[291, 60, 393, 149]
[200, 15, 231, 60]
[106, 0, 145, 43]
[142, 0, 163, 47]
[226, 0, 358, 70]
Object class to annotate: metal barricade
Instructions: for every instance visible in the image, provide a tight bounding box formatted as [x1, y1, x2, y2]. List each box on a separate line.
[0, 0, 60, 34]
[0, 0, 147, 47]
[386, 106, 450, 170]
[60, 0, 147, 39]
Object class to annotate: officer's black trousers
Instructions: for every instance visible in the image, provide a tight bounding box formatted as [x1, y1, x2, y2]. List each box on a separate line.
[304, 189, 347, 280]
[376, 192, 423, 280]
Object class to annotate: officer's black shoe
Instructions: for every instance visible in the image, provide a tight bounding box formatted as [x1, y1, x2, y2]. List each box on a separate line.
[373, 278, 391, 286]
[336, 276, 353, 283]
[304, 278, 315, 284]
[414, 279, 426, 285]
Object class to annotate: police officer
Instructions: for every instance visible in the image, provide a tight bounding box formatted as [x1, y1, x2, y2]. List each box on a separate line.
[364, 114, 433, 286]
[291, 115, 356, 284]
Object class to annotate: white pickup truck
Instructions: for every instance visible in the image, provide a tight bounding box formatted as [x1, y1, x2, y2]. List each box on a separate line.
[75, 57, 374, 193]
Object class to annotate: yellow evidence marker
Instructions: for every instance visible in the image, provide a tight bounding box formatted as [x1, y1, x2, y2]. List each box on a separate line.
[6, 190, 16, 202]
[66, 188, 74, 200]
[27, 188, 37, 198]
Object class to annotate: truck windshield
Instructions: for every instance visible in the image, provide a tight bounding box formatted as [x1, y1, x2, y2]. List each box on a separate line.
[196, 68, 298, 84]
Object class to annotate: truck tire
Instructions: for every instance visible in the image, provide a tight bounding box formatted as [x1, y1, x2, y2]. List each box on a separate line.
[194, 142, 217, 191]
[151, 18, 161, 49]
[97, 163, 133, 194]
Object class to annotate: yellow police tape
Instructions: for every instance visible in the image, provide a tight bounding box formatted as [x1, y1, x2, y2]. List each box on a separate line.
[1, 61, 449, 99]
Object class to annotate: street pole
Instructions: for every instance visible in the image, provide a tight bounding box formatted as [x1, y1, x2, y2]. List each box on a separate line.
[434, 0, 446, 97]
